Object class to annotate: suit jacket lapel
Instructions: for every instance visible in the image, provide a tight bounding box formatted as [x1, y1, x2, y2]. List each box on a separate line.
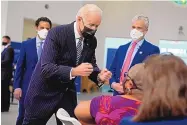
[33, 38, 38, 62]
[119, 43, 131, 70]
[30, 38, 38, 63]
[131, 40, 147, 66]
[1, 45, 10, 55]
[1, 48, 7, 55]
[67, 22, 77, 65]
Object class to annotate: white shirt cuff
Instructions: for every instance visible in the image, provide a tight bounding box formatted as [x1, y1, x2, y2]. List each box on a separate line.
[70, 68, 75, 80]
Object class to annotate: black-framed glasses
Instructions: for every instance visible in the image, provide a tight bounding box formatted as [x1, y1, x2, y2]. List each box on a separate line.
[123, 73, 142, 90]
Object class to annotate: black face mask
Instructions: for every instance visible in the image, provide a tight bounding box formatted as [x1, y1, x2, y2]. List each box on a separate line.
[2, 42, 8, 46]
[80, 18, 97, 39]
[81, 26, 96, 39]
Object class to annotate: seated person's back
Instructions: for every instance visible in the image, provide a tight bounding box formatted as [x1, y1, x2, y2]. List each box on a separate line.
[90, 95, 141, 124]
[75, 63, 144, 125]
[120, 54, 187, 124]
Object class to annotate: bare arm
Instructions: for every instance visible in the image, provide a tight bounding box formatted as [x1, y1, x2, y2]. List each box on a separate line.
[74, 101, 96, 125]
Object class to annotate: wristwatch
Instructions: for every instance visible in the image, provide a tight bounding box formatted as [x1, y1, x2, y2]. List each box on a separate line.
[97, 75, 104, 88]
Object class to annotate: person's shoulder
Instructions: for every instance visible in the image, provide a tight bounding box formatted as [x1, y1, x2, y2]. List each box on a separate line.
[23, 38, 36, 44]
[144, 40, 159, 49]
[20, 38, 36, 49]
[100, 95, 113, 101]
[7, 45, 14, 51]
[50, 22, 73, 33]
[117, 42, 131, 51]
[92, 95, 112, 101]
[52, 25, 66, 31]
[111, 96, 141, 106]
[111, 95, 127, 101]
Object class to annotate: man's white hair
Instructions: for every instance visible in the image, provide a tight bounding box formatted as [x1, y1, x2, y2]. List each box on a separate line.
[132, 15, 149, 29]
[76, 4, 103, 20]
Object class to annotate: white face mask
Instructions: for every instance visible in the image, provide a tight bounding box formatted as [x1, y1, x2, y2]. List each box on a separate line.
[37, 29, 48, 40]
[130, 29, 144, 41]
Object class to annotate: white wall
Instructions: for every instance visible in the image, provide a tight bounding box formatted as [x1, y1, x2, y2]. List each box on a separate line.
[1, 1, 8, 37]
[5, 1, 83, 42]
[3, 1, 187, 68]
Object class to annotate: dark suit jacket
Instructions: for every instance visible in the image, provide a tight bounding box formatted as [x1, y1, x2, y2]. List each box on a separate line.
[24, 22, 100, 118]
[1, 45, 14, 80]
[110, 40, 160, 95]
[13, 38, 38, 103]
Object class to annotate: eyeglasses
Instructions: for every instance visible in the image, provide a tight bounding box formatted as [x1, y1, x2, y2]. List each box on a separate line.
[80, 17, 98, 30]
[123, 73, 142, 90]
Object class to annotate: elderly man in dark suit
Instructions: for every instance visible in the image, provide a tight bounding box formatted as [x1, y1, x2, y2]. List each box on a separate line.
[1, 35, 14, 112]
[23, 4, 112, 125]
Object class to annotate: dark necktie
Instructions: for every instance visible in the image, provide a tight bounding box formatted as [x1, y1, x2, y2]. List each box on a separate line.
[76, 38, 83, 65]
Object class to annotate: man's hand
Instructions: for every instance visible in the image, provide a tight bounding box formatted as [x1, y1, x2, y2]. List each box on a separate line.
[14, 88, 22, 100]
[111, 82, 124, 94]
[98, 69, 112, 84]
[72, 63, 93, 77]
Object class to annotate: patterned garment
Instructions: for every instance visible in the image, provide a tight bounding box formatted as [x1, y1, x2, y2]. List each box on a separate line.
[90, 95, 141, 125]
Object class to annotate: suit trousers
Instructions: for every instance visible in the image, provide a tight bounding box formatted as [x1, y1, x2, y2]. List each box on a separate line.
[22, 88, 77, 125]
[1, 78, 11, 112]
[16, 98, 25, 125]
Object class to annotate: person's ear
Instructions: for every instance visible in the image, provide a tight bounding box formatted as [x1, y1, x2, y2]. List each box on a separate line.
[125, 81, 133, 89]
[77, 16, 82, 22]
[35, 26, 39, 32]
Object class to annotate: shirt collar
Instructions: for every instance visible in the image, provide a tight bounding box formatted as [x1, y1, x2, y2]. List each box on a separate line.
[36, 36, 45, 47]
[74, 22, 82, 39]
[36, 36, 43, 43]
[4, 43, 11, 48]
[131, 39, 144, 47]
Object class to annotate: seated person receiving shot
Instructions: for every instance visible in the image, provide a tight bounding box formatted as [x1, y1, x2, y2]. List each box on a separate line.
[74, 63, 145, 125]
[120, 54, 187, 125]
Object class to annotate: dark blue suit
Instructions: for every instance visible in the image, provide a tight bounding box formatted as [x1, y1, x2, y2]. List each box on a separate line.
[13, 38, 38, 125]
[1, 45, 14, 112]
[110, 40, 160, 95]
[23, 22, 100, 125]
